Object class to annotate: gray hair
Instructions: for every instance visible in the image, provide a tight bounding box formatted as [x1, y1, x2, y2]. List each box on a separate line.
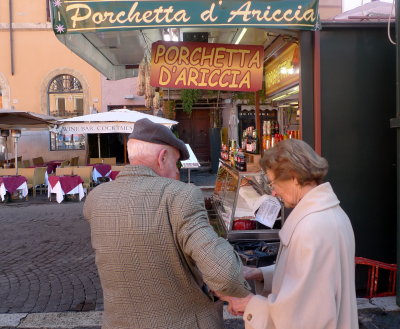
[127, 139, 163, 163]
[260, 139, 328, 185]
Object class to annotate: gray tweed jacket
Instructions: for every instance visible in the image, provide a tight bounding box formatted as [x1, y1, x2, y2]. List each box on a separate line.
[83, 165, 249, 329]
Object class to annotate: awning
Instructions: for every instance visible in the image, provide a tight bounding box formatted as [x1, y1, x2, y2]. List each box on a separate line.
[50, 0, 319, 80]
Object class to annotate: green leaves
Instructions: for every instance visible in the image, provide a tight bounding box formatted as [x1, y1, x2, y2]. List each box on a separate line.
[181, 89, 200, 115]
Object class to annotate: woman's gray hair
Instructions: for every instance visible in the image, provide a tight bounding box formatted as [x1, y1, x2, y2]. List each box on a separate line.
[260, 139, 328, 185]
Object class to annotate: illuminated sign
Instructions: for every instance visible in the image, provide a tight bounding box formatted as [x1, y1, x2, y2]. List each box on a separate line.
[265, 43, 300, 96]
[51, 0, 319, 34]
[150, 41, 264, 92]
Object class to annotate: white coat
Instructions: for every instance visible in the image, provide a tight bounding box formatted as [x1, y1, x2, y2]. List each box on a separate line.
[243, 183, 359, 329]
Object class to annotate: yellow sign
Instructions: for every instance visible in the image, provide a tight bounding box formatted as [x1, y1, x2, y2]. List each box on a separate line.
[265, 44, 300, 97]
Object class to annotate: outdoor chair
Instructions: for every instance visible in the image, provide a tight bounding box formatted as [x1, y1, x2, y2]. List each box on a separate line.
[56, 167, 73, 176]
[103, 157, 117, 166]
[9, 156, 22, 164]
[22, 160, 30, 168]
[0, 168, 17, 176]
[32, 157, 44, 166]
[73, 166, 93, 194]
[59, 160, 70, 168]
[89, 158, 102, 164]
[18, 168, 35, 199]
[70, 156, 79, 166]
[33, 167, 48, 196]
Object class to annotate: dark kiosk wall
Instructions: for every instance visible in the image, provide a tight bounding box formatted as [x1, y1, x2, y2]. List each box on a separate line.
[316, 24, 397, 263]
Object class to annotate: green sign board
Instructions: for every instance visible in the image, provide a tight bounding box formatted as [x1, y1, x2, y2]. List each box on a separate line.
[51, 0, 319, 34]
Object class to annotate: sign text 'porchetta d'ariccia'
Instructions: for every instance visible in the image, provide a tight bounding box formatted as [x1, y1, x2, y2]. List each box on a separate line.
[51, 1, 320, 34]
[150, 41, 264, 92]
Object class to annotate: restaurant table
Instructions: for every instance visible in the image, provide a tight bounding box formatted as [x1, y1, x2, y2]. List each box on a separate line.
[48, 175, 84, 203]
[0, 175, 28, 201]
[109, 171, 120, 181]
[90, 164, 112, 182]
[44, 160, 63, 174]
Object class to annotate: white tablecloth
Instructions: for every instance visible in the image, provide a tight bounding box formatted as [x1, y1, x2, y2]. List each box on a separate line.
[0, 182, 28, 201]
[48, 181, 85, 204]
[92, 168, 111, 182]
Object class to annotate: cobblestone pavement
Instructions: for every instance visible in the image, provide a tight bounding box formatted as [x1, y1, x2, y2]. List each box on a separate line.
[0, 198, 103, 314]
[0, 195, 246, 328]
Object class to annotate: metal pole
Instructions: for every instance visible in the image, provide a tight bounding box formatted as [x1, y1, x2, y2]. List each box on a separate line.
[9, 0, 14, 75]
[313, 30, 322, 155]
[97, 133, 101, 158]
[124, 134, 127, 164]
[396, 0, 400, 306]
[14, 137, 18, 175]
[4, 137, 8, 164]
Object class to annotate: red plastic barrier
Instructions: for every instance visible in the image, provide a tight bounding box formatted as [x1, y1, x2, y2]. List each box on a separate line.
[355, 257, 397, 298]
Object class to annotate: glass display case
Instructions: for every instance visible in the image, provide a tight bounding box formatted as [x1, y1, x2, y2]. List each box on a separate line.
[212, 160, 283, 242]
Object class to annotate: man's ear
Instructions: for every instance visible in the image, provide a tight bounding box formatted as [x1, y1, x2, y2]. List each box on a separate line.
[157, 148, 168, 169]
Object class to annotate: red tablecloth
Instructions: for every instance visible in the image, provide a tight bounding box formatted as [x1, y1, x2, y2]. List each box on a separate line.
[0, 176, 27, 194]
[91, 164, 111, 177]
[109, 171, 120, 180]
[48, 175, 84, 194]
[45, 161, 63, 174]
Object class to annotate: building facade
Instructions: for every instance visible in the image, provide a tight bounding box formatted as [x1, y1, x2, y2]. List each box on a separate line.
[0, 0, 102, 164]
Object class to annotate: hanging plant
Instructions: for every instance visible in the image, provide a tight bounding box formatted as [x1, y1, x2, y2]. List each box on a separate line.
[163, 100, 176, 120]
[181, 89, 200, 115]
[233, 86, 267, 105]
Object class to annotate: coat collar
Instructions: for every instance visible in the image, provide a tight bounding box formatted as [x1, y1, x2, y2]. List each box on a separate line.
[118, 165, 159, 178]
[279, 182, 340, 246]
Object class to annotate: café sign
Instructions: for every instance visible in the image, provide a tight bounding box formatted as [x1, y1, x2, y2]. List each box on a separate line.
[59, 122, 135, 134]
[51, 0, 319, 34]
[150, 41, 264, 92]
[265, 43, 300, 96]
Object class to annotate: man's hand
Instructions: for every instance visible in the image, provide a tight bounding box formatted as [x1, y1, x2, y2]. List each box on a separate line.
[216, 293, 254, 316]
[243, 266, 263, 281]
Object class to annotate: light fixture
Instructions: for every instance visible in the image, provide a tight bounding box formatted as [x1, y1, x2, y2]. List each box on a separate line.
[271, 86, 299, 102]
[234, 28, 247, 45]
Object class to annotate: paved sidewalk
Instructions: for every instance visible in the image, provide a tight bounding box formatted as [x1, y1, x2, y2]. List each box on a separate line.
[0, 169, 399, 329]
[0, 298, 399, 328]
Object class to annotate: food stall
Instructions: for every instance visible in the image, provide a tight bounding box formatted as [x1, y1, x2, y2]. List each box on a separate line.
[50, 0, 320, 267]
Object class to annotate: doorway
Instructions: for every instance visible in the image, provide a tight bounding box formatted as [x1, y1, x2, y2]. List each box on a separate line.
[175, 109, 210, 163]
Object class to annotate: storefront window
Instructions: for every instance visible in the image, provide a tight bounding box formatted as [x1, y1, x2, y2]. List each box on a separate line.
[50, 133, 86, 151]
[48, 74, 85, 151]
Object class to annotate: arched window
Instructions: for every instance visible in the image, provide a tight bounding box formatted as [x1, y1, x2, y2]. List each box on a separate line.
[48, 74, 83, 117]
[48, 74, 85, 151]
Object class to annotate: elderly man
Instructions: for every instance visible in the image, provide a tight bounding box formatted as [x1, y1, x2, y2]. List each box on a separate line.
[84, 118, 250, 329]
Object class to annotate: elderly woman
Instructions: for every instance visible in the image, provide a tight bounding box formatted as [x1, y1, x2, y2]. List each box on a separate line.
[219, 139, 358, 329]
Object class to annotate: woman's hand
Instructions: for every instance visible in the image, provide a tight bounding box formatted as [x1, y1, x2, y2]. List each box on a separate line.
[243, 266, 263, 281]
[218, 293, 254, 316]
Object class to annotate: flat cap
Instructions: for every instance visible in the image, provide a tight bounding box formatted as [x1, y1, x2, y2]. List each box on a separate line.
[129, 118, 189, 160]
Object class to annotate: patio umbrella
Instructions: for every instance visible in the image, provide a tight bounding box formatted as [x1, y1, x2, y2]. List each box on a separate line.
[58, 109, 178, 159]
[0, 109, 59, 129]
[0, 109, 60, 174]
